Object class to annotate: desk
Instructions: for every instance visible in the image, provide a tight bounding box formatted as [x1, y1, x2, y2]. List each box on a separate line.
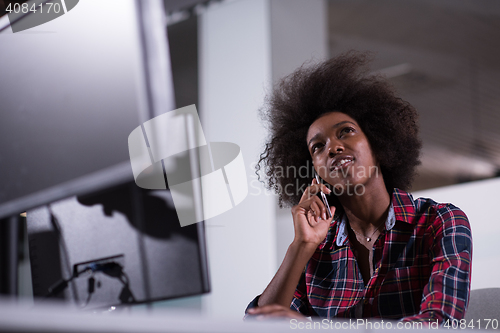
[0, 298, 474, 332]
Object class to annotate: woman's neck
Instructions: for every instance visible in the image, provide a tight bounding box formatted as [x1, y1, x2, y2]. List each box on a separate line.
[337, 182, 391, 234]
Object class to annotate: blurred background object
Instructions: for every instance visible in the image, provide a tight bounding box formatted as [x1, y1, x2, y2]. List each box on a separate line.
[327, 0, 500, 190]
[0, 0, 209, 310]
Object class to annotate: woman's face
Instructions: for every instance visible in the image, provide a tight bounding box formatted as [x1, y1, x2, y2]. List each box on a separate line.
[306, 112, 381, 193]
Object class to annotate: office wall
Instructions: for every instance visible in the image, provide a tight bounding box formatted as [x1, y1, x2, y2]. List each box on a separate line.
[198, 0, 276, 318]
[198, 0, 327, 318]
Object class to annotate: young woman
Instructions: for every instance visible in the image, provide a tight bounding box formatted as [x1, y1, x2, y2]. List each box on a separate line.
[246, 52, 472, 323]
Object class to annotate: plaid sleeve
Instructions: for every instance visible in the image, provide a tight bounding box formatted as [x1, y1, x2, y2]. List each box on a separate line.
[244, 269, 316, 317]
[402, 205, 472, 323]
[290, 271, 317, 317]
[244, 273, 315, 318]
[245, 295, 261, 313]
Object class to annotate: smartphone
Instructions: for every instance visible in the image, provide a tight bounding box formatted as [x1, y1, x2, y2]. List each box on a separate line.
[314, 171, 332, 219]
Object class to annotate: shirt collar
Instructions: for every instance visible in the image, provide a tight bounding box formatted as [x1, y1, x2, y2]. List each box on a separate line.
[391, 188, 417, 225]
[335, 214, 348, 246]
[333, 189, 414, 247]
[335, 204, 395, 246]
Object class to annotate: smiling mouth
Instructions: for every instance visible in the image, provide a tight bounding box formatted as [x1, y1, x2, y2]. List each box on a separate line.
[331, 158, 353, 171]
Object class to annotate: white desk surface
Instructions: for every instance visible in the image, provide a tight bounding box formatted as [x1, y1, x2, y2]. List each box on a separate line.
[0, 298, 475, 332]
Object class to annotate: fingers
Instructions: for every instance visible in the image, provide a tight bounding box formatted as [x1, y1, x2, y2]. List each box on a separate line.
[246, 305, 307, 321]
[298, 180, 332, 222]
[310, 198, 335, 222]
[302, 179, 331, 200]
[329, 205, 336, 219]
[309, 197, 330, 222]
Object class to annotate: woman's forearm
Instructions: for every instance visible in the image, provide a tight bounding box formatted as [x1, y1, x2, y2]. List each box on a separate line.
[258, 241, 318, 308]
[258, 182, 333, 308]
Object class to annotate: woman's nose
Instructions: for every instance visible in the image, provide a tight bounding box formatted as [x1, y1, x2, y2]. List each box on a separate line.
[328, 143, 344, 157]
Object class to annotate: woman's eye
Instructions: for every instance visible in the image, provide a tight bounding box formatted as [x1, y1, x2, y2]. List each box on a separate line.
[311, 144, 323, 154]
[340, 127, 354, 137]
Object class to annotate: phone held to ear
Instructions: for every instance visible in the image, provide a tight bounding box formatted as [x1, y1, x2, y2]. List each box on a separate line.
[314, 171, 332, 219]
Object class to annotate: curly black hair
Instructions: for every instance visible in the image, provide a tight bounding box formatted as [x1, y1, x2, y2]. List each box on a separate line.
[256, 51, 421, 208]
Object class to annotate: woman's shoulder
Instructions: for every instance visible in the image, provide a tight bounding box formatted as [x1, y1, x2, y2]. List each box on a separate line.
[393, 188, 470, 231]
[412, 196, 471, 239]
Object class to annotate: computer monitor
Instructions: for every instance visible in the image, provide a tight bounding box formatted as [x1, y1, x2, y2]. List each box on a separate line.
[1, 0, 210, 306]
[0, 0, 174, 218]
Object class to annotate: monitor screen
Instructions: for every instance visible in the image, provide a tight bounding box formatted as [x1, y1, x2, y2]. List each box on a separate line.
[0, 0, 156, 218]
[1, 0, 210, 307]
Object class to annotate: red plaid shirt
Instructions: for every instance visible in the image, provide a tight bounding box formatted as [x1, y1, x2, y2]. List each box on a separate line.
[290, 189, 472, 322]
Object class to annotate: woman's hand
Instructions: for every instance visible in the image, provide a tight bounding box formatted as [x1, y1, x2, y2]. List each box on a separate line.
[255, 180, 336, 310]
[291, 179, 335, 247]
[246, 304, 308, 321]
